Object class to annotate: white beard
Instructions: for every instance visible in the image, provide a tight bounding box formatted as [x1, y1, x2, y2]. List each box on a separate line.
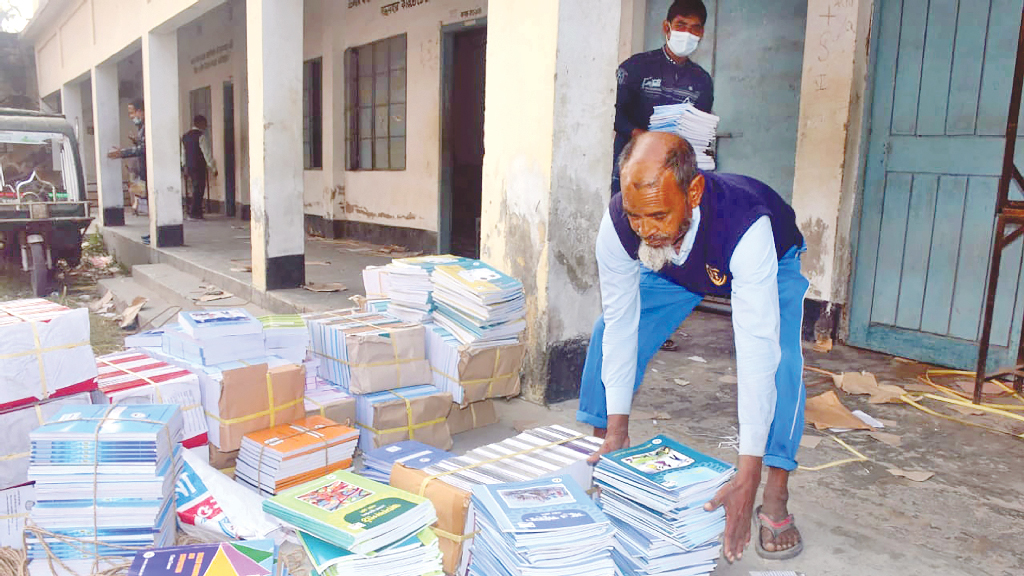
[638, 242, 677, 271]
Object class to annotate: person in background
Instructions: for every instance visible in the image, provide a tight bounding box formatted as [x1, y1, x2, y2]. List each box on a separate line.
[612, 0, 714, 351]
[108, 98, 148, 243]
[181, 115, 217, 220]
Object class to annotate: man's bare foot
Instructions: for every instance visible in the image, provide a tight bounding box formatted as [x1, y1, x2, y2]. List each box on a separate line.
[758, 472, 802, 556]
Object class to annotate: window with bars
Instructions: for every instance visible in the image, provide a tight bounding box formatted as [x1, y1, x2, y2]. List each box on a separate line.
[345, 34, 407, 171]
[303, 57, 323, 170]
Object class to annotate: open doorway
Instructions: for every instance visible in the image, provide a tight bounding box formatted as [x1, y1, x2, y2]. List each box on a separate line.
[188, 86, 212, 214]
[439, 21, 487, 258]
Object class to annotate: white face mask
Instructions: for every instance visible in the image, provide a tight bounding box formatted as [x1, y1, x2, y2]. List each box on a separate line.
[666, 30, 700, 58]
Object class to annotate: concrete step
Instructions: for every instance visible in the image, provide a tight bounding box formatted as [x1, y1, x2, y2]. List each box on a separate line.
[96, 276, 180, 330]
[131, 263, 272, 318]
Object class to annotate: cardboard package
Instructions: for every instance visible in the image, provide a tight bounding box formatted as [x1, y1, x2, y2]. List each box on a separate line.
[0, 392, 93, 490]
[0, 301, 98, 410]
[192, 359, 306, 452]
[355, 384, 453, 452]
[445, 400, 498, 435]
[304, 310, 432, 394]
[93, 351, 208, 448]
[209, 444, 239, 471]
[389, 425, 602, 575]
[426, 325, 526, 406]
[304, 386, 357, 427]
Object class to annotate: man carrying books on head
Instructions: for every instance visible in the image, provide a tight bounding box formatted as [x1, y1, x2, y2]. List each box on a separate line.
[580, 132, 807, 563]
[613, 0, 713, 352]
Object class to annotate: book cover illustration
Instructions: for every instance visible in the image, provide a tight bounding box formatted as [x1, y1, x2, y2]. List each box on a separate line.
[604, 435, 733, 490]
[128, 539, 277, 576]
[297, 478, 373, 513]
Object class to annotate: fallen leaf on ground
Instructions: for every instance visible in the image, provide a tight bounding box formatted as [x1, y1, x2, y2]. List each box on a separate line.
[674, 379, 691, 387]
[888, 468, 934, 482]
[805, 390, 872, 431]
[688, 356, 707, 363]
[307, 261, 331, 266]
[119, 296, 147, 329]
[868, 431, 903, 447]
[302, 282, 347, 293]
[799, 435, 823, 449]
[718, 375, 738, 384]
[832, 371, 905, 404]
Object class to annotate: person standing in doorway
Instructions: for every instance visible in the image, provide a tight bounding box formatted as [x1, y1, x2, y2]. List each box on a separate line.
[181, 115, 217, 220]
[612, 0, 714, 351]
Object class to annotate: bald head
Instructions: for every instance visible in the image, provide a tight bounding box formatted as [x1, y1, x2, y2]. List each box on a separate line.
[617, 132, 705, 266]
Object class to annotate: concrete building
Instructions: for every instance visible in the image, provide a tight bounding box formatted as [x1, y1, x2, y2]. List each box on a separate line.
[20, 0, 1024, 403]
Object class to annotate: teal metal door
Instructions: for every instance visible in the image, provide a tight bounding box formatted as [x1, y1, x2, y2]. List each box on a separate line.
[850, 0, 1024, 370]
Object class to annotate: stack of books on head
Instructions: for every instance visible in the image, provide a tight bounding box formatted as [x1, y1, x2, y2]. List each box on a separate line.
[359, 440, 453, 483]
[263, 471, 442, 575]
[235, 416, 359, 496]
[648, 103, 720, 171]
[355, 384, 454, 452]
[126, 539, 286, 576]
[390, 425, 603, 574]
[162, 309, 266, 366]
[25, 405, 183, 576]
[594, 435, 735, 576]
[379, 255, 473, 322]
[468, 476, 617, 576]
[430, 259, 526, 346]
[304, 310, 431, 394]
[261, 314, 311, 364]
[0, 298, 98, 411]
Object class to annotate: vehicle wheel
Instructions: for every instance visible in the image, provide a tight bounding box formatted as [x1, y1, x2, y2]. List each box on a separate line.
[29, 242, 48, 297]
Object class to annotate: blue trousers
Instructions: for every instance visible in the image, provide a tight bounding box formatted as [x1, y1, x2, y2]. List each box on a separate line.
[576, 245, 809, 471]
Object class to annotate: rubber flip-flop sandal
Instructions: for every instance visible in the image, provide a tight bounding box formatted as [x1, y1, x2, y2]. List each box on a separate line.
[660, 339, 679, 351]
[753, 505, 804, 560]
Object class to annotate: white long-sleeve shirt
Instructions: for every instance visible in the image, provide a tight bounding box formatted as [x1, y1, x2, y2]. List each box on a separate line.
[180, 127, 217, 172]
[597, 207, 781, 457]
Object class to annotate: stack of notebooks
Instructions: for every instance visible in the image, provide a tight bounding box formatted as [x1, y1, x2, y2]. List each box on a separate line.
[648, 103, 720, 171]
[359, 440, 454, 483]
[354, 384, 454, 452]
[261, 314, 311, 364]
[25, 405, 184, 576]
[468, 476, 617, 576]
[235, 416, 359, 496]
[264, 471, 442, 574]
[594, 435, 735, 576]
[162, 310, 265, 365]
[430, 260, 526, 345]
[424, 322, 525, 406]
[382, 256, 473, 323]
[126, 539, 286, 576]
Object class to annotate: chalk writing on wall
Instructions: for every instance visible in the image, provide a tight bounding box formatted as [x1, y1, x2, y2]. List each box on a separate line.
[191, 40, 233, 74]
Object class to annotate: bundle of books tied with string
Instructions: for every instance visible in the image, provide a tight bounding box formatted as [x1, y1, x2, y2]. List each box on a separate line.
[648, 103, 720, 171]
[593, 435, 735, 576]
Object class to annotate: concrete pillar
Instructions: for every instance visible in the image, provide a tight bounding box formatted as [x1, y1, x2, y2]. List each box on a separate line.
[480, 0, 619, 404]
[618, 0, 648, 63]
[143, 31, 184, 247]
[790, 0, 874, 338]
[91, 64, 125, 226]
[246, 0, 305, 290]
[59, 81, 86, 197]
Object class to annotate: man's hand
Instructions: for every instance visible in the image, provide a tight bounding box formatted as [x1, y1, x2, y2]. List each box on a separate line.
[704, 455, 762, 563]
[587, 414, 630, 464]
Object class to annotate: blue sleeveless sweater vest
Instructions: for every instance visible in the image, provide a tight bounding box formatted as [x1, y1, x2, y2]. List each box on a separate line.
[609, 171, 803, 297]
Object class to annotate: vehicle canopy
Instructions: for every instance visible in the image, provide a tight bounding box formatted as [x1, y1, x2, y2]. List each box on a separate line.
[0, 108, 87, 204]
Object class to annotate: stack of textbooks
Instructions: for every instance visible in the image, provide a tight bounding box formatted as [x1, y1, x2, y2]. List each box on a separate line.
[235, 416, 359, 496]
[163, 310, 266, 365]
[383, 256, 472, 322]
[468, 476, 617, 576]
[430, 260, 526, 345]
[261, 315, 311, 364]
[264, 471, 442, 574]
[126, 539, 285, 576]
[648, 103, 720, 171]
[594, 435, 735, 576]
[354, 384, 453, 452]
[25, 405, 184, 575]
[359, 440, 454, 483]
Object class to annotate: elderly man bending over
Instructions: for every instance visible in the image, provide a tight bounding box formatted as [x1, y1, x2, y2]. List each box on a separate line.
[581, 131, 807, 562]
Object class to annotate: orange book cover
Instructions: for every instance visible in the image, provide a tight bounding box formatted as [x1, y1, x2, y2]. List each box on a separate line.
[244, 416, 357, 461]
